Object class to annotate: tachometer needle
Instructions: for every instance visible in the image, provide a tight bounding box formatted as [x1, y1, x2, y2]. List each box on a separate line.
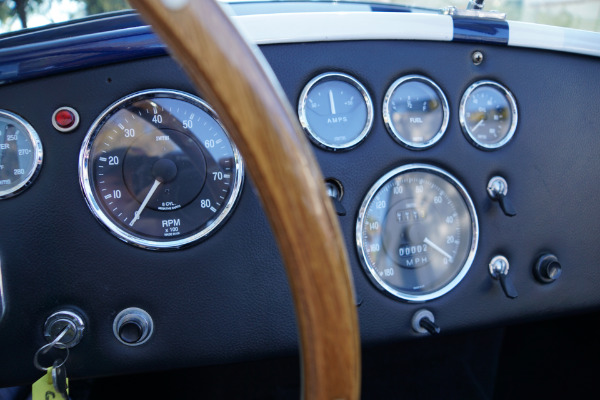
[129, 179, 161, 227]
[329, 89, 336, 115]
[423, 237, 454, 262]
[472, 118, 485, 132]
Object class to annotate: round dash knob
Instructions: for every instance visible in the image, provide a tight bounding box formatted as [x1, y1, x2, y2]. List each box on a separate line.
[534, 254, 562, 284]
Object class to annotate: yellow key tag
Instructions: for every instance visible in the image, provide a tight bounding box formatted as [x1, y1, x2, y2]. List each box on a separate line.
[32, 367, 68, 400]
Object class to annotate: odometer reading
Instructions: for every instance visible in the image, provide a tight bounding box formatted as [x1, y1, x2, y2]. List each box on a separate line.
[79, 89, 243, 250]
[356, 164, 478, 302]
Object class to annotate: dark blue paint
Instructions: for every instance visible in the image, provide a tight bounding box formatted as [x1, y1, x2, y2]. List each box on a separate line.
[0, 27, 166, 85]
[453, 17, 509, 45]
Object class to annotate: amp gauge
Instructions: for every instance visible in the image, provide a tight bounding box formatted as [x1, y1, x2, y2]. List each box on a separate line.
[459, 80, 518, 150]
[298, 72, 373, 151]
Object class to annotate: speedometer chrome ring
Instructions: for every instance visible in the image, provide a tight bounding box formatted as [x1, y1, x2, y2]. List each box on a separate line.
[356, 164, 478, 302]
[79, 89, 244, 250]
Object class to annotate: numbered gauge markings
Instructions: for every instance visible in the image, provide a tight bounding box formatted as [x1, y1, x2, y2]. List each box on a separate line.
[0, 110, 43, 199]
[383, 75, 449, 150]
[356, 164, 478, 302]
[298, 72, 373, 151]
[79, 89, 244, 250]
[459, 80, 518, 150]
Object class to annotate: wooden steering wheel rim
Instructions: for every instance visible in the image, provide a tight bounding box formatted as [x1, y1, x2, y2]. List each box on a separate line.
[129, 1, 361, 399]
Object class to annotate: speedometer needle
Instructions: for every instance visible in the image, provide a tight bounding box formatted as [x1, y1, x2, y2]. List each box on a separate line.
[329, 89, 336, 115]
[471, 118, 485, 132]
[129, 179, 161, 227]
[423, 237, 454, 262]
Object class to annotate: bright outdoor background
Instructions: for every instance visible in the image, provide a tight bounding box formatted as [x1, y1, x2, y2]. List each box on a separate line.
[1, 0, 600, 33]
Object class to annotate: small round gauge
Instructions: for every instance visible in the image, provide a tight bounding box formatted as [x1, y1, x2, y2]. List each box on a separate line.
[298, 72, 373, 151]
[356, 164, 478, 302]
[383, 75, 449, 149]
[0, 110, 43, 199]
[459, 80, 518, 150]
[79, 89, 244, 250]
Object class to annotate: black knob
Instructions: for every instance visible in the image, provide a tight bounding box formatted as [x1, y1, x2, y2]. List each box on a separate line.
[118, 320, 143, 344]
[534, 254, 562, 283]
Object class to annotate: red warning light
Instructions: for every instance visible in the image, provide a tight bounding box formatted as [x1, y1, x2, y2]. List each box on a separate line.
[52, 107, 80, 133]
[55, 109, 75, 128]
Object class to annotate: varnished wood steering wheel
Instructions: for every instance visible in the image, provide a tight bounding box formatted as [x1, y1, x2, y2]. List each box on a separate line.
[129, 0, 361, 399]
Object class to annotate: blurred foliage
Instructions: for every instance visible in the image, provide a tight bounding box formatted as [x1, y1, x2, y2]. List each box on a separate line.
[0, 0, 129, 29]
[1, 0, 600, 32]
[0, 0, 44, 28]
[85, 0, 128, 15]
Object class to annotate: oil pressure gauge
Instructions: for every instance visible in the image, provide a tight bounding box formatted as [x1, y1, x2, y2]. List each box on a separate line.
[460, 80, 518, 150]
[0, 110, 43, 199]
[356, 164, 478, 302]
[298, 72, 373, 151]
[79, 89, 244, 250]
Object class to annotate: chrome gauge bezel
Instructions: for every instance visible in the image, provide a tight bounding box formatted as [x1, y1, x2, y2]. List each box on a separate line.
[356, 164, 479, 302]
[459, 80, 518, 150]
[298, 72, 374, 151]
[79, 89, 244, 250]
[382, 75, 450, 150]
[0, 110, 43, 200]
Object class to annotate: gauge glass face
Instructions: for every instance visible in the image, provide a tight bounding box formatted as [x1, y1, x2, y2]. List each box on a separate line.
[79, 90, 244, 250]
[0, 110, 43, 199]
[298, 72, 373, 150]
[460, 81, 518, 149]
[383, 76, 449, 149]
[357, 165, 478, 302]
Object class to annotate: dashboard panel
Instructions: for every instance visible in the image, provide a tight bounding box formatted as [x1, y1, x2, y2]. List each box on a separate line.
[1, 10, 600, 386]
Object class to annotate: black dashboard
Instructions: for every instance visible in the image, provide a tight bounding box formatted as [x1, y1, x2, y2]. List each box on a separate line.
[1, 8, 600, 389]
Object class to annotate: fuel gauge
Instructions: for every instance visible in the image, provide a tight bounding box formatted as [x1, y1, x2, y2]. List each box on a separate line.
[383, 75, 449, 150]
[298, 72, 373, 151]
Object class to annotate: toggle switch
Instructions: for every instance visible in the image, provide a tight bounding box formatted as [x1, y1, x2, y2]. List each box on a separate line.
[411, 309, 441, 336]
[487, 176, 516, 217]
[325, 178, 346, 216]
[489, 255, 518, 299]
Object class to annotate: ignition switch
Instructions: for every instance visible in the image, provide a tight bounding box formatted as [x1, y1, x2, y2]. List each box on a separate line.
[43, 310, 85, 348]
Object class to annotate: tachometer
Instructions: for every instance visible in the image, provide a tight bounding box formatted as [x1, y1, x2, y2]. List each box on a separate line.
[356, 164, 478, 302]
[79, 89, 244, 250]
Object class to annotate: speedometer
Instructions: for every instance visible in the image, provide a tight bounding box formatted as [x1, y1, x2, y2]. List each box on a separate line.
[79, 89, 243, 250]
[356, 164, 478, 302]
